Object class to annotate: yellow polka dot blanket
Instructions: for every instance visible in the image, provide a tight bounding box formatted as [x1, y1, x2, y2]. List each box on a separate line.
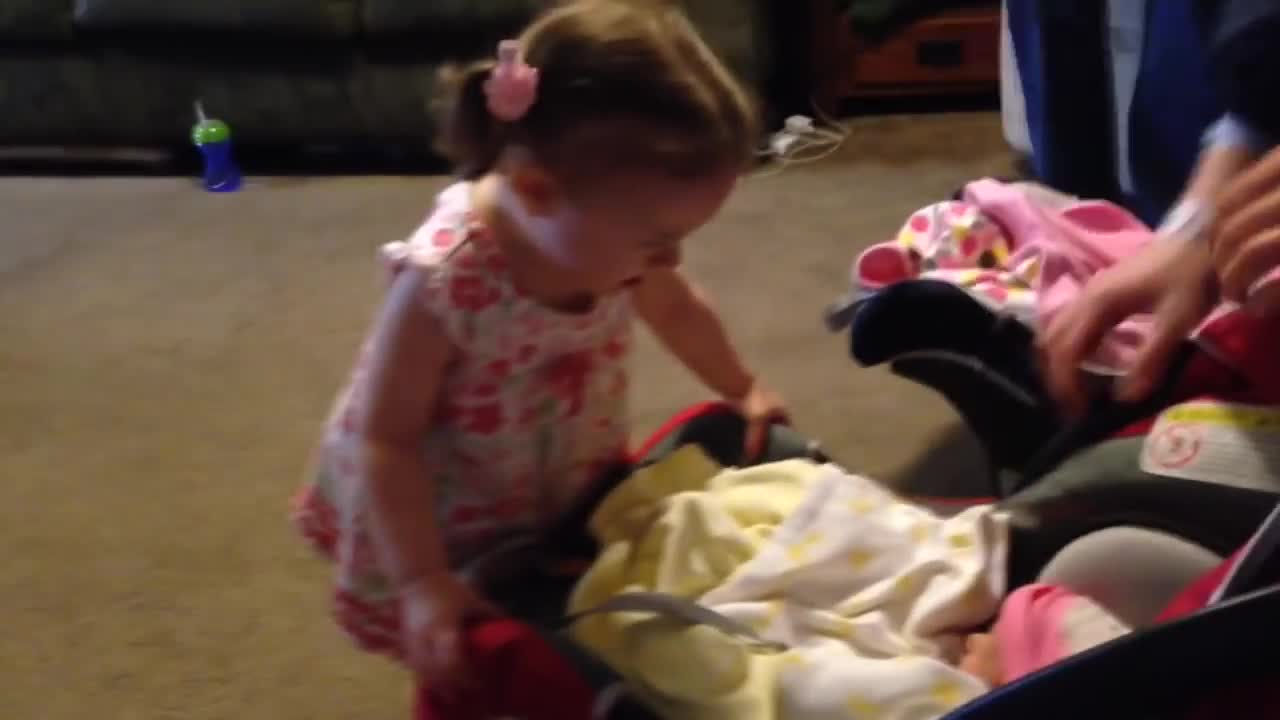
[568, 445, 1012, 720]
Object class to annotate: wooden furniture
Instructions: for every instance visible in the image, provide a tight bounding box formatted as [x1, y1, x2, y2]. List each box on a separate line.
[812, 1, 1002, 115]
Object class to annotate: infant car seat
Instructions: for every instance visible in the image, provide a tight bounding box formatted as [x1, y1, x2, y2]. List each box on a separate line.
[945, 503, 1280, 719]
[447, 403, 1280, 720]
[829, 276, 1242, 496]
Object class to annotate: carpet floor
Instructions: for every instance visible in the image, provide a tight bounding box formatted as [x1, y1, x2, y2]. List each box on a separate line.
[0, 113, 1014, 718]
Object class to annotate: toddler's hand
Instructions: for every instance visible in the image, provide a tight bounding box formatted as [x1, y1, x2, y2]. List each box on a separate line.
[727, 378, 789, 463]
[400, 571, 501, 696]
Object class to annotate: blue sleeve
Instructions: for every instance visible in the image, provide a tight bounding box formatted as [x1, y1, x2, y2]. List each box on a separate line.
[1203, 112, 1276, 153]
[1201, 0, 1280, 136]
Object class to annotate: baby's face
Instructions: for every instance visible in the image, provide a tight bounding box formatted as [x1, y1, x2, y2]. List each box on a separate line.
[959, 632, 1003, 687]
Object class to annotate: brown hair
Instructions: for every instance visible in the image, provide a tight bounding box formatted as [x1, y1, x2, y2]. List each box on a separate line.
[435, 0, 759, 183]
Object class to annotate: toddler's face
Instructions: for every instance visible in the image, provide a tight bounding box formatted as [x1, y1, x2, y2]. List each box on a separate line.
[556, 167, 737, 293]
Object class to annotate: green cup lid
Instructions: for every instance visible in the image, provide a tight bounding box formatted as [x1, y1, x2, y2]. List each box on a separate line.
[192, 119, 230, 145]
[191, 101, 230, 144]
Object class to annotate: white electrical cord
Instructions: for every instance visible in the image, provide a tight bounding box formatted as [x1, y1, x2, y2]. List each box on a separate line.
[752, 98, 851, 178]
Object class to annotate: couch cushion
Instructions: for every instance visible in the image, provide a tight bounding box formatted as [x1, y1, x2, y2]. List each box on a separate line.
[362, 0, 771, 98]
[72, 0, 358, 38]
[0, 52, 441, 146]
[678, 0, 771, 92]
[362, 0, 539, 42]
[0, 0, 75, 40]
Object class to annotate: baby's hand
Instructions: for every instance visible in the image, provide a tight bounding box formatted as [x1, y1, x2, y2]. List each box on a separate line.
[726, 378, 789, 463]
[959, 632, 1003, 688]
[400, 571, 501, 696]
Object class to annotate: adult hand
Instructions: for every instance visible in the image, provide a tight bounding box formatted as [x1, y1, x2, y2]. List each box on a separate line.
[1213, 146, 1280, 314]
[1038, 238, 1217, 415]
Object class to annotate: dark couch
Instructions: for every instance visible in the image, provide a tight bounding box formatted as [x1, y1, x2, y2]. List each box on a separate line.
[0, 0, 775, 151]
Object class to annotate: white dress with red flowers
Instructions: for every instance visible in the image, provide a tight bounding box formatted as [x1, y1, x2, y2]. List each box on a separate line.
[292, 182, 631, 658]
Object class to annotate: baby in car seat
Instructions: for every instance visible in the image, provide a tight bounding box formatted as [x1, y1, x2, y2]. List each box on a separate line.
[959, 583, 1131, 687]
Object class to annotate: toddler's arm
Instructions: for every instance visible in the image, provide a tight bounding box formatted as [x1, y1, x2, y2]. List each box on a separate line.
[633, 268, 787, 457]
[357, 268, 454, 590]
[632, 268, 755, 399]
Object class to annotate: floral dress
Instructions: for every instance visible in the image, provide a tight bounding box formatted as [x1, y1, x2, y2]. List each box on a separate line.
[292, 182, 632, 658]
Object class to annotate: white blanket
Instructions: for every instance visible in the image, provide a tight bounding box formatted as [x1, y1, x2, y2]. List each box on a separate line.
[570, 448, 1010, 720]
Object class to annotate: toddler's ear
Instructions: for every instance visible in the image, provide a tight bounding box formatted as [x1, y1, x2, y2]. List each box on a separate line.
[508, 162, 563, 218]
[854, 242, 912, 289]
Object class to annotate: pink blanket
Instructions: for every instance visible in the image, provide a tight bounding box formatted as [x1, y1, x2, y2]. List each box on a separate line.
[961, 179, 1155, 371]
[856, 178, 1280, 384]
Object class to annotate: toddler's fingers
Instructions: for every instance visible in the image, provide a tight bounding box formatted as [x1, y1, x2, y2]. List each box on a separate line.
[742, 418, 767, 465]
[463, 588, 503, 618]
[404, 624, 436, 678]
[428, 627, 472, 695]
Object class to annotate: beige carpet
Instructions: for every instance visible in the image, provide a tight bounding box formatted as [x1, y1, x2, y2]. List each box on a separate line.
[0, 113, 1014, 719]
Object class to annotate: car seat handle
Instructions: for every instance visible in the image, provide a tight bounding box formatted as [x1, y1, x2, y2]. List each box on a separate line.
[560, 591, 788, 653]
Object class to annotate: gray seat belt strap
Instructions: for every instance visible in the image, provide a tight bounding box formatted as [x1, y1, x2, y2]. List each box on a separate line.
[561, 591, 787, 653]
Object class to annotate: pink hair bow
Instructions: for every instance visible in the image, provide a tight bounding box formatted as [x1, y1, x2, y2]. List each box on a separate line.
[484, 40, 539, 122]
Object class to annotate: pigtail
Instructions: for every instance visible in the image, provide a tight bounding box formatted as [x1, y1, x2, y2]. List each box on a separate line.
[434, 60, 504, 180]
[433, 1, 759, 182]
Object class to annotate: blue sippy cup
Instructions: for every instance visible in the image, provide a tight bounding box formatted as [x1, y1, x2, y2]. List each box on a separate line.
[191, 101, 242, 193]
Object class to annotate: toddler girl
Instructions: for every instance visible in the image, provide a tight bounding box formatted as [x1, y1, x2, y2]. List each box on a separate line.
[293, 0, 785, 701]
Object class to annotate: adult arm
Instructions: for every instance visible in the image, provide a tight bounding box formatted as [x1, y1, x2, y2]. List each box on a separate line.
[1199, 0, 1280, 137]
